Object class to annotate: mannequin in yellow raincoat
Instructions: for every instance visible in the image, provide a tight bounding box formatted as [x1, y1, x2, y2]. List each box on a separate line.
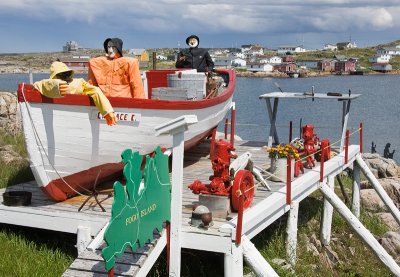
[88, 37, 145, 99]
[34, 61, 117, 126]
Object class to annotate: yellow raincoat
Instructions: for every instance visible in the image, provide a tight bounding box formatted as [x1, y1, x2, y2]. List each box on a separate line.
[33, 62, 114, 116]
[88, 56, 145, 99]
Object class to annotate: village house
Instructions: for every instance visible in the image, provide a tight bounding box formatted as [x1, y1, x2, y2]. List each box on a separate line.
[259, 55, 282, 64]
[334, 60, 356, 73]
[336, 41, 357, 50]
[231, 58, 246, 68]
[62, 41, 79, 52]
[372, 63, 392, 72]
[59, 56, 89, 71]
[369, 54, 391, 64]
[376, 47, 400, 56]
[277, 45, 306, 55]
[127, 49, 150, 67]
[296, 59, 319, 69]
[323, 43, 338, 51]
[317, 60, 334, 72]
[246, 62, 274, 72]
[213, 56, 234, 69]
[275, 62, 297, 73]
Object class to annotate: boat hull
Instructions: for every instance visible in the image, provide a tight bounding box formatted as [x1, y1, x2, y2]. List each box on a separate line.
[18, 69, 235, 201]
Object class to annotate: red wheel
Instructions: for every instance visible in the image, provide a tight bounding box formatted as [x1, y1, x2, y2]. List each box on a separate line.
[231, 170, 254, 212]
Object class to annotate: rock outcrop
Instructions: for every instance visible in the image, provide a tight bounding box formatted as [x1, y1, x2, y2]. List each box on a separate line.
[0, 91, 21, 134]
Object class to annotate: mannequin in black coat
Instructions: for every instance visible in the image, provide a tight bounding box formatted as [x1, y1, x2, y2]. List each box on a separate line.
[176, 35, 214, 73]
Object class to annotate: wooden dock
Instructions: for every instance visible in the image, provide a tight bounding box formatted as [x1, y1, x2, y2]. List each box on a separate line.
[0, 138, 361, 276]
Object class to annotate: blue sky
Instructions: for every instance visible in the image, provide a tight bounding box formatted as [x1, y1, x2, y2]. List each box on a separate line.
[1, 1, 399, 53]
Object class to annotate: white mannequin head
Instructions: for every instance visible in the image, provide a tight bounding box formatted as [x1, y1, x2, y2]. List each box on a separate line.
[107, 41, 118, 59]
[188, 37, 199, 48]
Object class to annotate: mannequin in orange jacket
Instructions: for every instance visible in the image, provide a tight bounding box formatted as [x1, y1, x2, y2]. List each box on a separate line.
[88, 38, 145, 99]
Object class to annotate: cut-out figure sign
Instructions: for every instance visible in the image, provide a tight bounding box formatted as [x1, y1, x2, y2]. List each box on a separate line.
[102, 147, 171, 271]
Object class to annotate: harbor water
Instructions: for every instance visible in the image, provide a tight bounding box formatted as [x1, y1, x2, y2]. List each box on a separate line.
[0, 73, 399, 163]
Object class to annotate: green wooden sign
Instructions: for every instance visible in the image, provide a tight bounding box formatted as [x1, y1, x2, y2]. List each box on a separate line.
[102, 146, 171, 271]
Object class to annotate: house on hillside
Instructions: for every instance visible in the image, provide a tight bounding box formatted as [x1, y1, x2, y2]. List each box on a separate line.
[372, 63, 392, 72]
[376, 47, 400, 56]
[277, 45, 306, 55]
[323, 44, 338, 51]
[369, 54, 391, 64]
[336, 42, 357, 50]
[63, 41, 79, 52]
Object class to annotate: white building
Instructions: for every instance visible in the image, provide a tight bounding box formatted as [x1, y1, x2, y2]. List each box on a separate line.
[277, 45, 306, 55]
[246, 63, 274, 72]
[324, 44, 338, 51]
[231, 58, 246, 68]
[376, 47, 400, 56]
[260, 56, 282, 64]
[368, 54, 391, 64]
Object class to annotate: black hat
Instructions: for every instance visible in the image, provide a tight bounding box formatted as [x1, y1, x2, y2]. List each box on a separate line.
[186, 35, 200, 46]
[103, 38, 123, 56]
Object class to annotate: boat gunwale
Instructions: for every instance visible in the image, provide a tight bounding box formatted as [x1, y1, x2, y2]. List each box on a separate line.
[17, 69, 236, 111]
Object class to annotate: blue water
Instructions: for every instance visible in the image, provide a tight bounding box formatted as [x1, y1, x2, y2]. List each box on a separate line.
[1, 73, 399, 163]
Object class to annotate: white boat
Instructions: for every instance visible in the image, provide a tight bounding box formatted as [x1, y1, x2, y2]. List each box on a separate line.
[18, 69, 236, 201]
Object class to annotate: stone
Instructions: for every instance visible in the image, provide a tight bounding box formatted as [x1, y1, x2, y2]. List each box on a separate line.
[360, 189, 387, 212]
[0, 91, 21, 134]
[377, 212, 400, 231]
[379, 231, 400, 261]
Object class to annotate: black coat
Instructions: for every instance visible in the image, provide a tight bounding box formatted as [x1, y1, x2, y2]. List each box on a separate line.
[175, 47, 214, 72]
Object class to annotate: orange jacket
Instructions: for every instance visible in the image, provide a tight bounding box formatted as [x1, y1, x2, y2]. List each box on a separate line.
[88, 56, 145, 98]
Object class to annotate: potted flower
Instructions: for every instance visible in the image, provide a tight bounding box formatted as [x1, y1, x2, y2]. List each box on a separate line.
[266, 144, 299, 182]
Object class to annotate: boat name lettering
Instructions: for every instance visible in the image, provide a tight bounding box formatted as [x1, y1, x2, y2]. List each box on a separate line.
[96, 112, 140, 122]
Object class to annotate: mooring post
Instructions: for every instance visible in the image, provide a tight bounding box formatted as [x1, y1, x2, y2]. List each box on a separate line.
[289, 121, 292, 142]
[155, 115, 198, 277]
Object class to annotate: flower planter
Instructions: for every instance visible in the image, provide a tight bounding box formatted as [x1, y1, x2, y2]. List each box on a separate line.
[269, 157, 294, 182]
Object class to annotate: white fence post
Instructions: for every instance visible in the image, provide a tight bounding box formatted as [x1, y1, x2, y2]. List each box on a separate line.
[155, 115, 198, 277]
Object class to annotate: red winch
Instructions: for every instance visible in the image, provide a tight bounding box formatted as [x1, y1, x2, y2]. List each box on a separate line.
[301, 124, 319, 168]
[188, 139, 255, 211]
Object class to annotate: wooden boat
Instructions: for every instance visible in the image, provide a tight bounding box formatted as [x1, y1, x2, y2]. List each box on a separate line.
[17, 69, 236, 201]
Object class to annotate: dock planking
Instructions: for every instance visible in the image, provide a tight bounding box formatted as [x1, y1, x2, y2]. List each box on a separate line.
[0, 138, 359, 276]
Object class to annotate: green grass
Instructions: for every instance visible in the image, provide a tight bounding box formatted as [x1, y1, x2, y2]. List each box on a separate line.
[0, 129, 33, 189]
[0, 224, 76, 277]
[0, 128, 395, 276]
